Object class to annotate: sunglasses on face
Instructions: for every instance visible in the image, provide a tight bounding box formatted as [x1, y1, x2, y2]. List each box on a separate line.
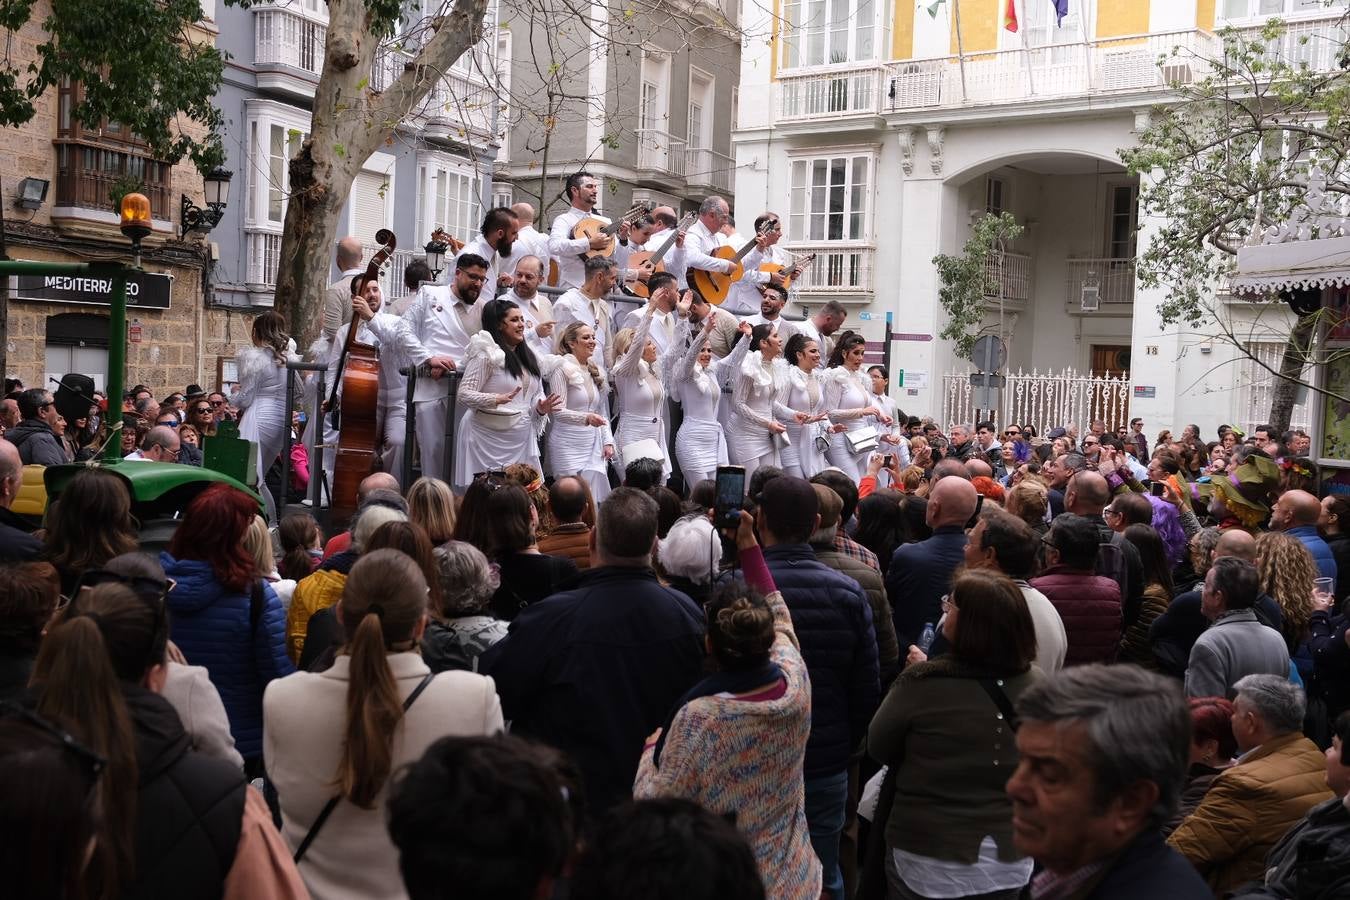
[210, 400, 226, 407]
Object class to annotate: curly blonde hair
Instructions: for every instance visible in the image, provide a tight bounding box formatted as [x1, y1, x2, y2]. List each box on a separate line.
[1005, 481, 1048, 529]
[1254, 531, 1316, 646]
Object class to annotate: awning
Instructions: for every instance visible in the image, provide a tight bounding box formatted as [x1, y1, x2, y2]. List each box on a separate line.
[1230, 234, 1350, 296]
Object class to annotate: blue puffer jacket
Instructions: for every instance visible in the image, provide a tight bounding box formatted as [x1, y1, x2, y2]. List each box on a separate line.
[762, 543, 880, 779]
[161, 553, 294, 760]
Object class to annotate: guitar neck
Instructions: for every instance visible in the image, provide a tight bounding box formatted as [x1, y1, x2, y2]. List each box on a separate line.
[649, 217, 694, 265]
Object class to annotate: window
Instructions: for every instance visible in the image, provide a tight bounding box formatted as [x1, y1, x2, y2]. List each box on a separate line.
[1015, 0, 1085, 59]
[1106, 183, 1138, 259]
[491, 183, 513, 209]
[986, 176, 1007, 216]
[242, 101, 311, 287]
[780, 0, 886, 69]
[417, 152, 481, 245]
[688, 70, 713, 149]
[1221, 0, 1343, 19]
[788, 152, 872, 242]
[639, 51, 670, 134]
[1238, 342, 1311, 433]
[53, 79, 172, 219]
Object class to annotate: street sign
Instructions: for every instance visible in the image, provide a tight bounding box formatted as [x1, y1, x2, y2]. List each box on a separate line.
[971, 335, 1006, 373]
[13, 271, 172, 310]
[969, 373, 1006, 388]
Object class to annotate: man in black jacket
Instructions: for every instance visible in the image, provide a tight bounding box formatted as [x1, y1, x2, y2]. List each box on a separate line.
[480, 488, 705, 813]
[758, 475, 879, 900]
[0, 439, 41, 563]
[6, 388, 65, 467]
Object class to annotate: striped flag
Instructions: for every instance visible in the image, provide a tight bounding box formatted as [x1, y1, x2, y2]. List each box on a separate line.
[1004, 0, 1018, 32]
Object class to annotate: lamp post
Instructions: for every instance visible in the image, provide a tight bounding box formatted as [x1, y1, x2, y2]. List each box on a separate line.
[424, 238, 449, 280]
[179, 167, 233, 238]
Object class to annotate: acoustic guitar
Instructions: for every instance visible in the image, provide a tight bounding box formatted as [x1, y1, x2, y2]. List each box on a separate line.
[571, 204, 649, 259]
[431, 226, 465, 257]
[626, 212, 697, 299]
[689, 219, 779, 306]
[758, 253, 816, 291]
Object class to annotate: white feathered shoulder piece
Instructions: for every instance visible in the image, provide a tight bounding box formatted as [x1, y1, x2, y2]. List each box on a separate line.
[465, 331, 506, 367]
[232, 345, 277, 411]
[741, 350, 774, 388]
[824, 365, 854, 388]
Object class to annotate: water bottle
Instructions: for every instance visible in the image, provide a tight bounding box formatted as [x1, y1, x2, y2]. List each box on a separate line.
[918, 622, 936, 653]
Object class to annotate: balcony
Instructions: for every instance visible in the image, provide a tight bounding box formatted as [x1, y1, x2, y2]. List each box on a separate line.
[359, 242, 423, 305]
[246, 230, 283, 288]
[784, 243, 875, 296]
[685, 146, 734, 193]
[886, 29, 1220, 113]
[634, 128, 687, 187]
[777, 63, 886, 124]
[1065, 257, 1136, 315]
[254, 7, 326, 101]
[983, 251, 1032, 306]
[1237, 15, 1348, 71]
[54, 140, 172, 225]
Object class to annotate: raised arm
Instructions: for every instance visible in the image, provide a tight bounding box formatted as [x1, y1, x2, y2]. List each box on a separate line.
[613, 301, 656, 378]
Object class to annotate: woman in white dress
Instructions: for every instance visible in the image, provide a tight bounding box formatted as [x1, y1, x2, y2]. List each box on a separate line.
[662, 314, 730, 487]
[611, 298, 669, 480]
[777, 333, 833, 479]
[822, 331, 893, 481]
[546, 322, 615, 503]
[234, 310, 297, 522]
[729, 324, 793, 483]
[452, 298, 562, 490]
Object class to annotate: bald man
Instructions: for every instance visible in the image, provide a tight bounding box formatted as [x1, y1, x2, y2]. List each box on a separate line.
[503, 202, 552, 281]
[886, 475, 979, 646]
[1064, 470, 1145, 630]
[965, 457, 993, 479]
[1271, 488, 1338, 586]
[0, 438, 42, 561]
[1147, 528, 1287, 677]
[321, 471, 403, 558]
[319, 236, 367, 350]
[124, 425, 180, 462]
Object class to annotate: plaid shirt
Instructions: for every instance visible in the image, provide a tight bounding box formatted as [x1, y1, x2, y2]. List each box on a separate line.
[833, 532, 880, 573]
[1030, 860, 1108, 900]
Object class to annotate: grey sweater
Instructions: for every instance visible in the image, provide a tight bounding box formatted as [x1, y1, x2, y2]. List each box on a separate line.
[1184, 608, 1290, 699]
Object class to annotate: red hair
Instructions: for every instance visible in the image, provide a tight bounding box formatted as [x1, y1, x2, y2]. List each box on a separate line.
[971, 476, 1006, 503]
[1188, 696, 1238, 760]
[168, 483, 259, 592]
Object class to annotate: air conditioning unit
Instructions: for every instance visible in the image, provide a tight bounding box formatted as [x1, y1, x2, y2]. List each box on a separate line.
[1080, 280, 1101, 313]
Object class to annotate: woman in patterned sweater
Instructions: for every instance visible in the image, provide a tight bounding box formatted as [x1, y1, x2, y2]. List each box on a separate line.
[634, 511, 820, 900]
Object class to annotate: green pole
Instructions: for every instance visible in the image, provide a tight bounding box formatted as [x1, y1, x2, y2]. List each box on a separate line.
[104, 272, 128, 460]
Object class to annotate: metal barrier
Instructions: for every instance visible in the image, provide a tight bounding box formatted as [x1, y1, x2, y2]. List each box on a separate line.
[282, 361, 329, 513]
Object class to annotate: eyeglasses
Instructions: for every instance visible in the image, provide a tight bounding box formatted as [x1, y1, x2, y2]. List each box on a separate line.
[68, 570, 176, 605]
[1103, 506, 1121, 517]
[0, 702, 106, 787]
[210, 400, 226, 407]
[1006, 429, 1021, 436]
[193, 406, 212, 414]
[1083, 440, 1099, 447]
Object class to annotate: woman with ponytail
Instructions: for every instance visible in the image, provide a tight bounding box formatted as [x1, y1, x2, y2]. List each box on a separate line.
[31, 582, 306, 900]
[634, 511, 820, 900]
[265, 548, 504, 899]
[822, 331, 893, 480]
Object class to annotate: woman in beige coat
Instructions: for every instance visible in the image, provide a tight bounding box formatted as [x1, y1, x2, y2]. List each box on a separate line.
[264, 549, 505, 900]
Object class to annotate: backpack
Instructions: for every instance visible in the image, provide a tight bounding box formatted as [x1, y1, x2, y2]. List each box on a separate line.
[1094, 526, 1130, 595]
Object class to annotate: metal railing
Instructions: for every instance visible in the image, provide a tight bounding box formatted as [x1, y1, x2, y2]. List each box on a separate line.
[635, 128, 688, 178]
[245, 230, 283, 287]
[942, 367, 1133, 434]
[983, 251, 1032, 304]
[54, 140, 172, 218]
[1065, 257, 1136, 310]
[1238, 15, 1349, 72]
[778, 62, 886, 121]
[255, 8, 326, 77]
[781, 243, 875, 294]
[685, 147, 735, 191]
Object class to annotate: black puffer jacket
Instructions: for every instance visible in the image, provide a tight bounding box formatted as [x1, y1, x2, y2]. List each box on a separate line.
[6, 418, 65, 466]
[123, 686, 247, 900]
[763, 543, 880, 778]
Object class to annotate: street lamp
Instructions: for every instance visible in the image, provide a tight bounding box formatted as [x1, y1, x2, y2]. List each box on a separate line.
[179, 167, 233, 238]
[425, 237, 449, 279]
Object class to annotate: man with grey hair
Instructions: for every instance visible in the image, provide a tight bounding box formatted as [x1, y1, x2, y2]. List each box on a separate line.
[319, 235, 366, 348]
[1169, 675, 1334, 894]
[1007, 664, 1210, 899]
[944, 423, 976, 462]
[124, 425, 180, 462]
[553, 254, 619, 366]
[678, 195, 738, 292]
[481, 487, 705, 813]
[1185, 557, 1290, 699]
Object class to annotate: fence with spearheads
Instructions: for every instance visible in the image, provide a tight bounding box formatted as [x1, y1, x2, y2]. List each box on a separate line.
[941, 368, 1133, 435]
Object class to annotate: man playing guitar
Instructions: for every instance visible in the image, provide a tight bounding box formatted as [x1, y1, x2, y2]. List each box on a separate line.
[725, 211, 793, 315]
[548, 171, 637, 289]
[680, 196, 739, 290]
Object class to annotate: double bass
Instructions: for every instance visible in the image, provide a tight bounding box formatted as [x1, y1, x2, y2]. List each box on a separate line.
[329, 228, 396, 521]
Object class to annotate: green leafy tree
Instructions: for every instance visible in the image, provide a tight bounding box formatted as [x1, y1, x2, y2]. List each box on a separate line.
[933, 211, 1024, 360]
[1121, 17, 1350, 433]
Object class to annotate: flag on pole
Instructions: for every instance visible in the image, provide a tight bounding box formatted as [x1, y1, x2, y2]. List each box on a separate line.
[1052, 0, 1068, 26]
[926, 0, 946, 19]
[1004, 0, 1018, 32]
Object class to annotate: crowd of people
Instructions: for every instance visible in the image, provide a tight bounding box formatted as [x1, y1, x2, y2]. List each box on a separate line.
[2, 171, 1349, 898]
[3, 382, 1350, 899]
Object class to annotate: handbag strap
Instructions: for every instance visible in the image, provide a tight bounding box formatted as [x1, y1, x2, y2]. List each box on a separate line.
[976, 677, 1021, 732]
[292, 671, 437, 863]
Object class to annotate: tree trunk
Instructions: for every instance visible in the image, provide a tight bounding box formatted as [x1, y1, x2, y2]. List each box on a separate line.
[1268, 310, 1319, 435]
[272, 0, 488, 352]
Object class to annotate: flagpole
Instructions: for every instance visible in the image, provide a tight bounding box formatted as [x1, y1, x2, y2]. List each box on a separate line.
[1015, 0, 1036, 96]
[1082, 0, 1095, 90]
[953, 0, 968, 102]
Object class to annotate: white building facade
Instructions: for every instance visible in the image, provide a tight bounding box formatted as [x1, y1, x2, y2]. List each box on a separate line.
[735, 0, 1345, 436]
